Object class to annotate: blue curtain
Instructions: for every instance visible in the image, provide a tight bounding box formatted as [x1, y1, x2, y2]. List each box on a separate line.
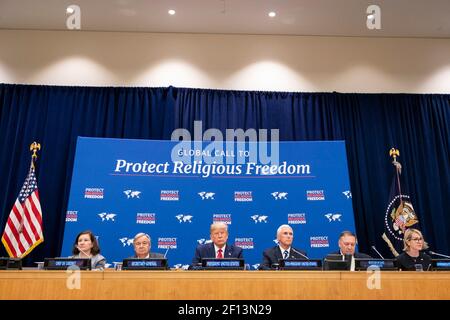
[0, 84, 449, 264]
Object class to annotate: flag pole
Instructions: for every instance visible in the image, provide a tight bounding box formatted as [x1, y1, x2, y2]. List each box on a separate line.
[382, 148, 402, 256]
[389, 148, 403, 206]
[29, 141, 41, 169]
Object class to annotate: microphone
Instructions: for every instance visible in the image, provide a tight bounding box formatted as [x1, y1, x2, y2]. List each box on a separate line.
[291, 248, 309, 260]
[428, 251, 450, 259]
[164, 248, 170, 258]
[371, 246, 385, 259]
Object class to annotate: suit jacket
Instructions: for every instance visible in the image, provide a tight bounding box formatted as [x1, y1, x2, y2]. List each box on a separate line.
[192, 242, 243, 265]
[260, 246, 308, 270]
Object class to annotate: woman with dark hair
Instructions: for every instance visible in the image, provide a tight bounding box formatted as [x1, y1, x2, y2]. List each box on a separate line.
[70, 230, 106, 270]
[396, 228, 432, 271]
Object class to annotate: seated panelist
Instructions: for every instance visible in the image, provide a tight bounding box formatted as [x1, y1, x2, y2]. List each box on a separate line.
[324, 230, 371, 271]
[130, 232, 164, 259]
[192, 222, 243, 265]
[396, 228, 431, 271]
[69, 230, 106, 270]
[260, 224, 308, 270]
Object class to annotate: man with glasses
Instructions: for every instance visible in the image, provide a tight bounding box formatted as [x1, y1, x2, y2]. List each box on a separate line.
[324, 230, 372, 271]
[131, 232, 164, 258]
[259, 224, 308, 270]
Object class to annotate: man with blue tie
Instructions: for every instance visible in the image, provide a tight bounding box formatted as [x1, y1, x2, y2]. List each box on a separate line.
[192, 222, 243, 265]
[260, 224, 308, 270]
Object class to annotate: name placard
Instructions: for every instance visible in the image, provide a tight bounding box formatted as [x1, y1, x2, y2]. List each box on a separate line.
[201, 258, 245, 270]
[44, 258, 91, 270]
[278, 259, 322, 270]
[432, 259, 450, 271]
[122, 258, 168, 270]
[0, 257, 22, 270]
[355, 259, 398, 271]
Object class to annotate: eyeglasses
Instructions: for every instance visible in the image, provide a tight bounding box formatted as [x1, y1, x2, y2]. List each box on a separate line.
[410, 237, 423, 242]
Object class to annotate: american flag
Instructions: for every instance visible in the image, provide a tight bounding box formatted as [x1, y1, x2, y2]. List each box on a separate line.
[1, 164, 44, 258]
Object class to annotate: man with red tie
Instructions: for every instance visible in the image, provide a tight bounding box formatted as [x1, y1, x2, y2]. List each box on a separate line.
[192, 222, 243, 265]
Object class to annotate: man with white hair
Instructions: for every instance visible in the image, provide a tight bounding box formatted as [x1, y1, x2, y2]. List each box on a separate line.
[260, 224, 308, 270]
[131, 232, 164, 258]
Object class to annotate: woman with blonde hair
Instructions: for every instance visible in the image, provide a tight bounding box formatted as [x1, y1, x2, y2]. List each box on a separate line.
[396, 228, 432, 271]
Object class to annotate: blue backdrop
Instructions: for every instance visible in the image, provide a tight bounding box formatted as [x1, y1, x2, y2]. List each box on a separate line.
[1, 84, 449, 265]
[61, 138, 356, 268]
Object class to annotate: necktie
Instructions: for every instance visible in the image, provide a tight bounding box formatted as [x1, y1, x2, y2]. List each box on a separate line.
[217, 248, 223, 258]
[283, 250, 289, 259]
[350, 256, 355, 271]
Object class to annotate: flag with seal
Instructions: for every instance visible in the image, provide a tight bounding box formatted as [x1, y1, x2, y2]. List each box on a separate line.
[382, 148, 419, 257]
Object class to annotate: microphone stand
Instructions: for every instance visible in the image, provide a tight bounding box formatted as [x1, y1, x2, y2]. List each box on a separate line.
[77, 246, 92, 258]
[429, 251, 450, 259]
[76, 246, 96, 270]
[291, 248, 309, 260]
[371, 246, 385, 259]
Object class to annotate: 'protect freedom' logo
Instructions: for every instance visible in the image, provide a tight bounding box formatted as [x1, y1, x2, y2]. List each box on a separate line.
[306, 190, 325, 201]
[160, 190, 179, 201]
[84, 188, 104, 199]
[234, 191, 253, 202]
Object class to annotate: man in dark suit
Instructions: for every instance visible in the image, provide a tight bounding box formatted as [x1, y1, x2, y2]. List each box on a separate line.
[260, 224, 308, 270]
[131, 232, 164, 258]
[324, 230, 372, 270]
[192, 222, 243, 265]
